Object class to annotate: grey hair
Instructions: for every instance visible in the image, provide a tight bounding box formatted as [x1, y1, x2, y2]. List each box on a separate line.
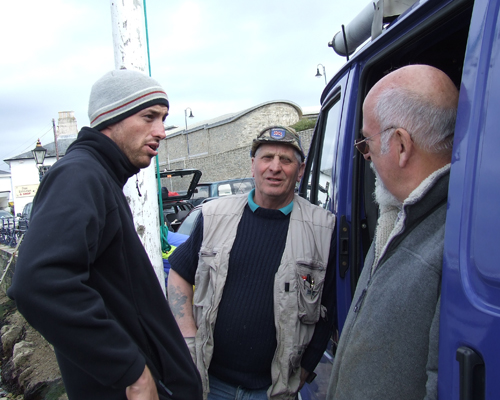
[375, 87, 457, 154]
[254, 145, 303, 165]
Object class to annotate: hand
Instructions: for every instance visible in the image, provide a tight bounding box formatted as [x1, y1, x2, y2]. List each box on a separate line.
[298, 367, 310, 391]
[126, 366, 159, 400]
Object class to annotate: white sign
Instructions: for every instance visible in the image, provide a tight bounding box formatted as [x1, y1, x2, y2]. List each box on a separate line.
[15, 184, 38, 198]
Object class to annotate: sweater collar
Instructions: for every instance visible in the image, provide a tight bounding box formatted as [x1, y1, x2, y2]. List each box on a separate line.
[247, 189, 294, 215]
[66, 127, 140, 188]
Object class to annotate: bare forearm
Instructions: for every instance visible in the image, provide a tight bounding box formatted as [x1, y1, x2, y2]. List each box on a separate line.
[167, 269, 197, 337]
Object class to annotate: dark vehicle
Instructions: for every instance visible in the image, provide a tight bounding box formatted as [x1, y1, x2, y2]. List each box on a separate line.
[16, 202, 32, 232]
[163, 201, 194, 232]
[176, 196, 218, 236]
[0, 210, 13, 219]
[190, 178, 254, 206]
[299, 0, 500, 398]
[176, 205, 202, 236]
[19, 202, 32, 220]
[158, 169, 202, 231]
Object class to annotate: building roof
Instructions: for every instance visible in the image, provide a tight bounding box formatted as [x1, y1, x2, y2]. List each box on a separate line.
[165, 100, 303, 138]
[3, 136, 77, 163]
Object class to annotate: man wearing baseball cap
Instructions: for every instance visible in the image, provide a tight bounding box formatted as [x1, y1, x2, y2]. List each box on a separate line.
[168, 125, 336, 399]
[9, 69, 203, 400]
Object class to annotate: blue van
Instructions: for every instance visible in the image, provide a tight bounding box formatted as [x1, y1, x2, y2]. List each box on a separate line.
[299, 0, 498, 398]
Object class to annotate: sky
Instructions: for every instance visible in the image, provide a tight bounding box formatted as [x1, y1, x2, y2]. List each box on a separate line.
[0, 0, 368, 172]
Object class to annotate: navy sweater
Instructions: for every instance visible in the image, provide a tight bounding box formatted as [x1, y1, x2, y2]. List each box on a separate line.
[170, 204, 336, 389]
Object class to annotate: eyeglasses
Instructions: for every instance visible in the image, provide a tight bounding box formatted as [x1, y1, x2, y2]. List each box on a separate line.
[354, 127, 396, 155]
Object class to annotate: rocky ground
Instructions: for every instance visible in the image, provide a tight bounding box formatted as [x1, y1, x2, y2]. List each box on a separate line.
[0, 291, 67, 400]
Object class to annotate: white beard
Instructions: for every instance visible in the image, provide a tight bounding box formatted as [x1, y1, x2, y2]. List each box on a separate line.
[370, 162, 402, 272]
[370, 163, 402, 209]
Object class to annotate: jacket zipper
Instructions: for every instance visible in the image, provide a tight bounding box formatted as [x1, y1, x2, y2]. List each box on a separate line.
[353, 274, 372, 313]
[353, 288, 366, 312]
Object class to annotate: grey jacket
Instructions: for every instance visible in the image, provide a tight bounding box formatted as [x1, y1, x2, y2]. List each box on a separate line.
[327, 166, 450, 400]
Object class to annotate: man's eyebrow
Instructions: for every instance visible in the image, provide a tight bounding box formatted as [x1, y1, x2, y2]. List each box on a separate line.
[145, 108, 168, 118]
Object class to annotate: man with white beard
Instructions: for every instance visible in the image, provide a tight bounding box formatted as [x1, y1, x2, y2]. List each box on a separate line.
[327, 64, 459, 400]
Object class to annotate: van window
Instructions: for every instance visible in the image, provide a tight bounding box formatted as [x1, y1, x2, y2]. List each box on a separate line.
[305, 92, 341, 209]
[232, 180, 253, 195]
[192, 186, 210, 199]
[217, 183, 232, 197]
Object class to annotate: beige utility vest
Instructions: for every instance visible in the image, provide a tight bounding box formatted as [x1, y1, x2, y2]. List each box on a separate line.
[192, 194, 335, 399]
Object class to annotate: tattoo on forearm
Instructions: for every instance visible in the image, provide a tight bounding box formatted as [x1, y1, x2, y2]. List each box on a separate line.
[168, 285, 188, 319]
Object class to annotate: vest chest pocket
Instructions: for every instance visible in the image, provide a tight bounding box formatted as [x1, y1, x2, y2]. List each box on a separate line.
[296, 262, 326, 324]
[194, 247, 219, 306]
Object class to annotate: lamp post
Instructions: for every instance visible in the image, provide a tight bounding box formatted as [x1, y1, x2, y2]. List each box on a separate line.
[315, 63, 327, 86]
[32, 139, 47, 182]
[184, 107, 194, 155]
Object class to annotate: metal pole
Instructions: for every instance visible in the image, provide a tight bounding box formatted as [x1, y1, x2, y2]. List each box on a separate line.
[52, 118, 60, 161]
[109, 0, 165, 293]
[316, 63, 327, 86]
[184, 109, 190, 156]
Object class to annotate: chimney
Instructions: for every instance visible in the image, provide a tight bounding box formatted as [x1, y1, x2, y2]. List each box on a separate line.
[57, 111, 78, 138]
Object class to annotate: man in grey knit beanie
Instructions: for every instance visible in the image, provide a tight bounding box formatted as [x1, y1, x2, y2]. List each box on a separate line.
[8, 68, 203, 400]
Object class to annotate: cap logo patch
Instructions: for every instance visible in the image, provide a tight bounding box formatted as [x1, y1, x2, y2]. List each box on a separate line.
[270, 128, 286, 140]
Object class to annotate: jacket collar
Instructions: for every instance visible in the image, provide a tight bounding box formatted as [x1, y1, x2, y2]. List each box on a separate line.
[66, 127, 140, 188]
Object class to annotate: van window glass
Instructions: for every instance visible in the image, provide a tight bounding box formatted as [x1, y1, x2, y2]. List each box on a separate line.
[217, 183, 232, 197]
[306, 93, 341, 209]
[232, 180, 253, 195]
[192, 186, 209, 199]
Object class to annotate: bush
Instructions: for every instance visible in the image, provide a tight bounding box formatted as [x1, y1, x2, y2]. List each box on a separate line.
[291, 118, 317, 132]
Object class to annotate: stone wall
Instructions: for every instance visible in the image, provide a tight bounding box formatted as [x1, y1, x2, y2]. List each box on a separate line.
[0, 247, 67, 399]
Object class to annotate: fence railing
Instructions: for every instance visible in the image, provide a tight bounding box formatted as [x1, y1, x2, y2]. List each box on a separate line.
[0, 217, 27, 248]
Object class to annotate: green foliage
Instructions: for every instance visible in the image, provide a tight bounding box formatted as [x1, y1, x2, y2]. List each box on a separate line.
[291, 118, 317, 132]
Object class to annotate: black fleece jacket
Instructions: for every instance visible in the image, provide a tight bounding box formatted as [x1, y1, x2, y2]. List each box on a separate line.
[8, 127, 202, 400]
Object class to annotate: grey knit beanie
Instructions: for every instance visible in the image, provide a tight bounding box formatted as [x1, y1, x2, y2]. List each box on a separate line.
[88, 69, 169, 131]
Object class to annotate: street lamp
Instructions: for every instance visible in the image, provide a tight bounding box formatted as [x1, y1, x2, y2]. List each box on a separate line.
[184, 107, 195, 155]
[315, 63, 327, 86]
[32, 139, 47, 182]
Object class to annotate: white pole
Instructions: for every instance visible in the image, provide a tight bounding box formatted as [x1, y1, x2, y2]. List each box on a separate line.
[110, 0, 165, 294]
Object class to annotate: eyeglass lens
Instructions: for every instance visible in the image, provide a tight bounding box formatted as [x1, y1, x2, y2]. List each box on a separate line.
[354, 138, 369, 154]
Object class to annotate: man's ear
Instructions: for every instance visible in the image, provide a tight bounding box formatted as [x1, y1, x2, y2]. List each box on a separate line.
[297, 162, 306, 182]
[397, 128, 413, 168]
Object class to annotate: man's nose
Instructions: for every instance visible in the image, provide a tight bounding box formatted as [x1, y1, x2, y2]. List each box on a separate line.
[363, 152, 371, 161]
[153, 120, 166, 139]
[269, 156, 283, 170]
